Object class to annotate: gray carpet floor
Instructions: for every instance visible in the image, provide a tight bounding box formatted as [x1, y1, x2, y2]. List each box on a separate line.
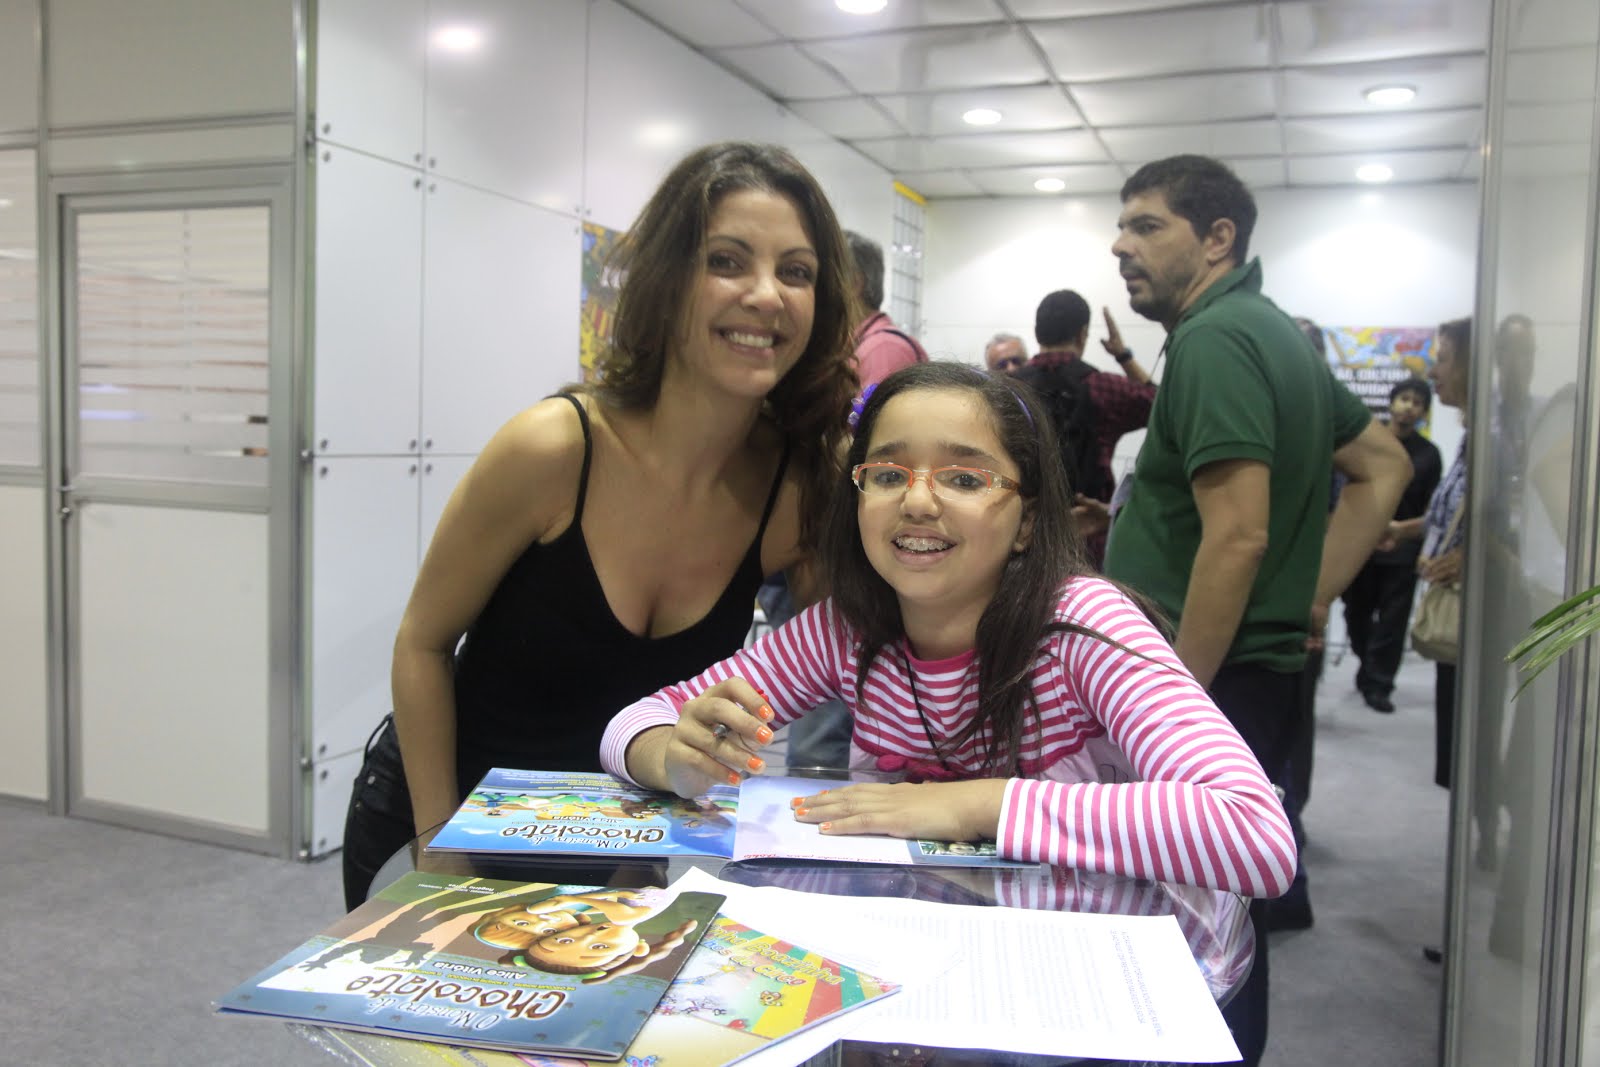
[0, 651, 1445, 1066]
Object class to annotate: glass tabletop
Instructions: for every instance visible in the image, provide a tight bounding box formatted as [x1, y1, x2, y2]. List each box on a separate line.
[313, 770, 1253, 1066]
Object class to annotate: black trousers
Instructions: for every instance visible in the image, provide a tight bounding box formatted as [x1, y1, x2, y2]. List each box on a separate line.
[341, 715, 419, 912]
[1210, 662, 1300, 1067]
[1342, 560, 1419, 698]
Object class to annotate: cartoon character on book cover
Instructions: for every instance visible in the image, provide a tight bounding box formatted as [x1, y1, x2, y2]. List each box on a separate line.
[521, 916, 901, 1067]
[216, 874, 721, 1057]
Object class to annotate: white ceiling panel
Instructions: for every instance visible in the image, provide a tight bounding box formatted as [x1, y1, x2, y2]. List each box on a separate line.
[1283, 109, 1482, 154]
[1006, 0, 1243, 14]
[1073, 71, 1277, 126]
[1504, 101, 1596, 144]
[1505, 46, 1599, 103]
[1500, 141, 1594, 178]
[1100, 119, 1282, 161]
[876, 85, 1082, 136]
[969, 162, 1127, 195]
[1275, 0, 1491, 67]
[894, 169, 988, 198]
[621, 0, 779, 48]
[618, 0, 1492, 197]
[798, 25, 1049, 95]
[738, 0, 1004, 41]
[1507, 0, 1600, 50]
[1288, 148, 1472, 185]
[1029, 6, 1271, 81]
[712, 42, 852, 98]
[854, 128, 1107, 171]
[784, 96, 907, 139]
[1221, 156, 1290, 189]
[1279, 55, 1487, 115]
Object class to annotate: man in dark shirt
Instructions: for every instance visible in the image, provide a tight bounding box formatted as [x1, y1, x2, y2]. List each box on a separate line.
[1342, 377, 1443, 712]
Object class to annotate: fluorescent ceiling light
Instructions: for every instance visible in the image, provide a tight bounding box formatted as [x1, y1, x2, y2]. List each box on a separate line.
[962, 108, 1002, 126]
[836, 0, 887, 12]
[1364, 84, 1416, 106]
[1034, 177, 1066, 193]
[1356, 163, 1394, 183]
[433, 25, 484, 52]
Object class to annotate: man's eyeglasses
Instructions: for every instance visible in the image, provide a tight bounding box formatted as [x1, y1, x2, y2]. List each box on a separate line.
[852, 462, 1021, 500]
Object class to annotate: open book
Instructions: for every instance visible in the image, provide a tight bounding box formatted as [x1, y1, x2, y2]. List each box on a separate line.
[425, 768, 1032, 868]
[214, 871, 722, 1060]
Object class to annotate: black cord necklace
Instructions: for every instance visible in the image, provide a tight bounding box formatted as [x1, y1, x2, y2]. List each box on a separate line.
[900, 647, 953, 773]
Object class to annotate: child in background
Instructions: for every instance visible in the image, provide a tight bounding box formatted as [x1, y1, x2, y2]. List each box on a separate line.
[600, 362, 1294, 898]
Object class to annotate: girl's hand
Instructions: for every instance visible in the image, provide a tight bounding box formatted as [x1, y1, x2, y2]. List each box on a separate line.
[660, 678, 774, 799]
[789, 780, 1007, 844]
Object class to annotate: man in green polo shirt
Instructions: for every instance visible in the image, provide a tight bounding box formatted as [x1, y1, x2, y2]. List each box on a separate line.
[1103, 155, 1412, 1067]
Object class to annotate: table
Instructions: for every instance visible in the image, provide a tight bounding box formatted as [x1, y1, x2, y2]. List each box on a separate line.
[304, 777, 1253, 1067]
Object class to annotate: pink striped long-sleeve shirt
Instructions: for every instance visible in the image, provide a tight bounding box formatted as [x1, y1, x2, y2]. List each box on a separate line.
[600, 576, 1295, 898]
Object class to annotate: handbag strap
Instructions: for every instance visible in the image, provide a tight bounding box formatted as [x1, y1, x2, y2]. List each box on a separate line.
[1440, 496, 1466, 550]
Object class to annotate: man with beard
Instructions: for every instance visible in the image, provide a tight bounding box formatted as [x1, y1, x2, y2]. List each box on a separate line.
[1101, 155, 1412, 1067]
[1344, 377, 1442, 712]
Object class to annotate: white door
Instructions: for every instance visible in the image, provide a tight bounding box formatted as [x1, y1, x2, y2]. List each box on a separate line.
[57, 177, 295, 853]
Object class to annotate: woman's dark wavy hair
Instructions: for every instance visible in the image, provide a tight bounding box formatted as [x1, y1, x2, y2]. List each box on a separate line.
[820, 361, 1169, 774]
[582, 142, 859, 549]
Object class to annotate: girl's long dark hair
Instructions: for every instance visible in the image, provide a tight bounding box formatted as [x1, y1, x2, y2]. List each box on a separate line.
[820, 362, 1168, 774]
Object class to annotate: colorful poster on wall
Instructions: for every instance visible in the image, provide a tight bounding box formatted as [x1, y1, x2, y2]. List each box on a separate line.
[1324, 326, 1437, 425]
[580, 221, 625, 381]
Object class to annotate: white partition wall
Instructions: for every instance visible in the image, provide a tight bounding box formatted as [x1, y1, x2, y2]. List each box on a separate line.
[303, 0, 895, 858]
[0, 485, 48, 801]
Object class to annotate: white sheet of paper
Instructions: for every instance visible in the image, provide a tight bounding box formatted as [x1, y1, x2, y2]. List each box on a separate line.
[731, 775, 912, 864]
[670, 867, 1241, 1064]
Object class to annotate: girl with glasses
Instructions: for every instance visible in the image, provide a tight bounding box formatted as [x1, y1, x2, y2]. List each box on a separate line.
[341, 143, 859, 909]
[601, 362, 1294, 896]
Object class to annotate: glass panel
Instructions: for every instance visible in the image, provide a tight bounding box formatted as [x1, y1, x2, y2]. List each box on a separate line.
[889, 187, 925, 339]
[73, 205, 269, 486]
[1455, 0, 1598, 1064]
[0, 148, 39, 467]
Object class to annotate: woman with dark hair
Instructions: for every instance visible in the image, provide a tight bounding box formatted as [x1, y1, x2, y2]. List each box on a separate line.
[1389, 318, 1471, 793]
[601, 362, 1295, 896]
[340, 142, 859, 909]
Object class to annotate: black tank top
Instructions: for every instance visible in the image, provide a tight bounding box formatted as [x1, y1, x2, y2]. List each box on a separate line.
[452, 393, 790, 784]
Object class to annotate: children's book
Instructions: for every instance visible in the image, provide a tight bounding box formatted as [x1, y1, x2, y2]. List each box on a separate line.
[520, 914, 901, 1067]
[214, 871, 723, 1060]
[300, 914, 901, 1067]
[425, 768, 1033, 869]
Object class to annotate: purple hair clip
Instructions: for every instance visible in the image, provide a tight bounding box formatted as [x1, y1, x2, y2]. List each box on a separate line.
[847, 382, 878, 433]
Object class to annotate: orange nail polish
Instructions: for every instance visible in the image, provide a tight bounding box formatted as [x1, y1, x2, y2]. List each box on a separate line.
[795, 807, 809, 817]
[789, 796, 804, 809]
[756, 725, 773, 744]
[820, 822, 832, 832]
[727, 772, 741, 786]
[746, 756, 765, 772]
[757, 705, 774, 721]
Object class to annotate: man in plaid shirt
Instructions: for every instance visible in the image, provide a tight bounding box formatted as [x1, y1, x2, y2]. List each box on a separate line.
[1017, 289, 1157, 565]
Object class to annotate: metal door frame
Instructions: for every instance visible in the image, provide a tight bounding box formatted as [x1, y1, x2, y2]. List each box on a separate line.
[44, 166, 302, 854]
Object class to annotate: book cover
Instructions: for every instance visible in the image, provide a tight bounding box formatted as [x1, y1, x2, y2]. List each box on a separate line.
[425, 769, 740, 859]
[316, 915, 901, 1067]
[215, 871, 723, 1059]
[426, 769, 1031, 870]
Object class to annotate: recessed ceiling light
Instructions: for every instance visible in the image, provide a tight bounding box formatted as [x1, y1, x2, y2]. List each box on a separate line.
[836, 0, 887, 13]
[962, 108, 1003, 127]
[1034, 177, 1066, 193]
[433, 25, 484, 52]
[1356, 163, 1394, 183]
[1364, 84, 1416, 106]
